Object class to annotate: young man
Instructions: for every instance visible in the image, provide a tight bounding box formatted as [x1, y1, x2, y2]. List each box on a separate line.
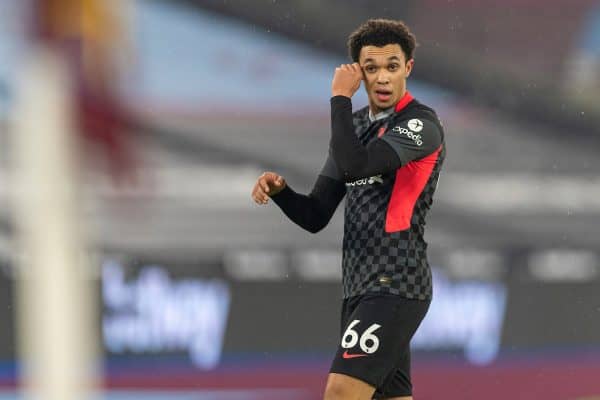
[251, 19, 445, 400]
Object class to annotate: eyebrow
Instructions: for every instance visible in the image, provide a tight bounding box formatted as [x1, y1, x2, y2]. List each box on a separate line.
[363, 55, 402, 63]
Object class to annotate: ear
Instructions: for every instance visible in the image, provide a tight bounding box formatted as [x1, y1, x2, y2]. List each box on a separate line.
[405, 59, 415, 77]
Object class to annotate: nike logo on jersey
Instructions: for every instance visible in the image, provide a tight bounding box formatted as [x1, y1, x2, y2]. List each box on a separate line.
[342, 351, 368, 359]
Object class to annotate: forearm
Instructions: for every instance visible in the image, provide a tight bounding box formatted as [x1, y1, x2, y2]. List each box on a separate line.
[330, 96, 366, 180]
[330, 96, 400, 181]
[271, 175, 345, 233]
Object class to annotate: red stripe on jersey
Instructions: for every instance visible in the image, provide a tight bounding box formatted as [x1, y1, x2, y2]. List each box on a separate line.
[394, 91, 414, 113]
[385, 146, 442, 233]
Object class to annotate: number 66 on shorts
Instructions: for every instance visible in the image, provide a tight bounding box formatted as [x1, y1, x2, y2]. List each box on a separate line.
[341, 319, 382, 354]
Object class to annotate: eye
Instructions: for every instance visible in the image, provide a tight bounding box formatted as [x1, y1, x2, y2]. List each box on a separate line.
[364, 65, 377, 73]
[388, 63, 400, 71]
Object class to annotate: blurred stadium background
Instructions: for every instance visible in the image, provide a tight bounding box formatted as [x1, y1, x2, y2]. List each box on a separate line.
[1, 0, 600, 399]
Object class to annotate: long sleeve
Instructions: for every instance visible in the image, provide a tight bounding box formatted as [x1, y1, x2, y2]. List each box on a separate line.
[330, 96, 401, 182]
[271, 174, 346, 234]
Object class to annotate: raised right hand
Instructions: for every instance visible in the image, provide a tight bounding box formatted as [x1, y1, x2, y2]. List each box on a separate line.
[251, 172, 286, 205]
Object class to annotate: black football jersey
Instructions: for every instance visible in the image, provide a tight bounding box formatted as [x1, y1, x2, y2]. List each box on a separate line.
[321, 92, 446, 300]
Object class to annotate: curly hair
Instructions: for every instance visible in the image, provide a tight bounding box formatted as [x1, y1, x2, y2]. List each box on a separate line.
[347, 19, 417, 63]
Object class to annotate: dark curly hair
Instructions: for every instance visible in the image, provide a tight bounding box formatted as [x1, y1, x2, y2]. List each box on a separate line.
[347, 19, 417, 63]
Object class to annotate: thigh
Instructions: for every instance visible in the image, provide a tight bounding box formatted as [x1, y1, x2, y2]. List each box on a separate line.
[324, 372, 376, 400]
[373, 347, 411, 399]
[330, 294, 429, 391]
[375, 297, 431, 398]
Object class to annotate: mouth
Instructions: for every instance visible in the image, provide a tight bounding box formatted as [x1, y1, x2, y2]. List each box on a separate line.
[374, 89, 393, 103]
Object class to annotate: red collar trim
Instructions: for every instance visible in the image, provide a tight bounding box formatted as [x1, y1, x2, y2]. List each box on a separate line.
[394, 91, 414, 113]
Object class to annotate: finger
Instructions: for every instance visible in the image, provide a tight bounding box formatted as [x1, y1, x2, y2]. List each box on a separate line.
[252, 188, 263, 204]
[271, 173, 281, 183]
[259, 178, 270, 193]
[264, 172, 279, 181]
[265, 172, 281, 183]
[255, 188, 268, 204]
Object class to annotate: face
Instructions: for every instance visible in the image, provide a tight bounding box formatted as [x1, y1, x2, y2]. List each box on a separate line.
[359, 44, 413, 113]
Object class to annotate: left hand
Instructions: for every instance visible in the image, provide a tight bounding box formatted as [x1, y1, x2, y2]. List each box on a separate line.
[331, 63, 363, 98]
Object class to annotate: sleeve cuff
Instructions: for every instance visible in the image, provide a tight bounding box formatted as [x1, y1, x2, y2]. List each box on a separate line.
[330, 95, 352, 107]
[270, 185, 294, 205]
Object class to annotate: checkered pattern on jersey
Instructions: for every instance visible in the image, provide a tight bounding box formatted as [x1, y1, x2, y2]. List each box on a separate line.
[341, 103, 445, 300]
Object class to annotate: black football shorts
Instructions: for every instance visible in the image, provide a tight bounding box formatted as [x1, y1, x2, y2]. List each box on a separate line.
[329, 292, 430, 398]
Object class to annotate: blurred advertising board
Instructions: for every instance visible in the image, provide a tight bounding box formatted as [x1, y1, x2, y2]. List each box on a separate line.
[0, 247, 599, 369]
[96, 247, 600, 369]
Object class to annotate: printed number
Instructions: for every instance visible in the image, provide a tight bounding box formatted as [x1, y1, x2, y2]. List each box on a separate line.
[341, 320, 360, 349]
[341, 320, 382, 354]
[360, 323, 381, 354]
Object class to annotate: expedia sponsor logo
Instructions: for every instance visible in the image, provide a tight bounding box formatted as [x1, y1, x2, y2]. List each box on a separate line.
[346, 175, 384, 187]
[393, 126, 423, 146]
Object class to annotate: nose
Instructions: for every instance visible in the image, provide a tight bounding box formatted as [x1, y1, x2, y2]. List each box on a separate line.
[376, 70, 390, 85]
